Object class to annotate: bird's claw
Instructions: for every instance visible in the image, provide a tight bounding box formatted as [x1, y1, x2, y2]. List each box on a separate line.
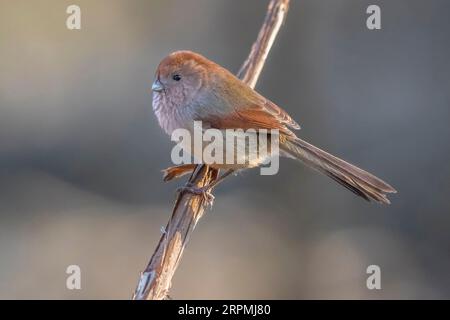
[176, 183, 215, 207]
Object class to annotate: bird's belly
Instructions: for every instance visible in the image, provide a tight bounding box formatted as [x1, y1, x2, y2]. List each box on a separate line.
[177, 129, 277, 170]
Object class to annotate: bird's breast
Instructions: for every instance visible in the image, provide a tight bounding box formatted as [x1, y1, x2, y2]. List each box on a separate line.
[152, 92, 193, 135]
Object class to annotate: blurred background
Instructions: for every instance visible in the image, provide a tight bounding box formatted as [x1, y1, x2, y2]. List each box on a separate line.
[0, 0, 449, 299]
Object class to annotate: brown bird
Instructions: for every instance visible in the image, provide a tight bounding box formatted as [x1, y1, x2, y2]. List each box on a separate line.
[152, 51, 396, 204]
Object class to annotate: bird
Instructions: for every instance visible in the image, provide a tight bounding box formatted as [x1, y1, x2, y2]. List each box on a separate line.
[151, 50, 396, 204]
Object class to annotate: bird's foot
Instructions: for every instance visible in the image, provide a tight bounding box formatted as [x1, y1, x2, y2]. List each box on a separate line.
[176, 183, 215, 207]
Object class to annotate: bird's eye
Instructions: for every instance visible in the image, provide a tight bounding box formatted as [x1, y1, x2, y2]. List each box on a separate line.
[172, 74, 181, 81]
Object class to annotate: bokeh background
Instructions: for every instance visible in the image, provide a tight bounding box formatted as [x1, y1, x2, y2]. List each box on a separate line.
[1, 0, 449, 299]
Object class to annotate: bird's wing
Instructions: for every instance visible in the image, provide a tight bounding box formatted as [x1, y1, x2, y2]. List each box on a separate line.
[193, 66, 300, 135]
[202, 96, 300, 136]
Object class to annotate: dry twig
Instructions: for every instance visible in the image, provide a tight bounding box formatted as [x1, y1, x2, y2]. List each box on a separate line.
[133, 0, 291, 300]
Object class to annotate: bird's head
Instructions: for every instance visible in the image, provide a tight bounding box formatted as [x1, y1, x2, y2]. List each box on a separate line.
[152, 51, 212, 101]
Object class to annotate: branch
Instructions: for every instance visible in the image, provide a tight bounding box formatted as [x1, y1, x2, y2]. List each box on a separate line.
[237, 0, 290, 88]
[133, 0, 290, 300]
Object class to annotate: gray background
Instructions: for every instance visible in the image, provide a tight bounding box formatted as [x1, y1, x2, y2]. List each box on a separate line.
[0, 0, 449, 299]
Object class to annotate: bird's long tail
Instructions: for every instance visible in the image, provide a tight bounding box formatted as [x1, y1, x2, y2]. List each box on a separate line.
[280, 137, 396, 204]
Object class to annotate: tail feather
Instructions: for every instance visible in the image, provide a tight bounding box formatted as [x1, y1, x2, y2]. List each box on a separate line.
[281, 137, 396, 204]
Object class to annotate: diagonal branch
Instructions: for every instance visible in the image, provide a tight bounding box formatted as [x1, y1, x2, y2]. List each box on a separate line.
[133, 0, 291, 300]
[237, 0, 290, 88]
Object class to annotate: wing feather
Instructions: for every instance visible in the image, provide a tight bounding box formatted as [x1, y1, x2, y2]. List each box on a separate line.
[202, 95, 300, 136]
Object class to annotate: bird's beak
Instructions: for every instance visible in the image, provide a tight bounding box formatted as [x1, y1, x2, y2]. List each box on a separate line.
[152, 79, 164, 92]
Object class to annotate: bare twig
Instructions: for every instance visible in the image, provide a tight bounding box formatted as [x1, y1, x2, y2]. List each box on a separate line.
[237, 0, 290, 88]
[133, 0, 290, 300]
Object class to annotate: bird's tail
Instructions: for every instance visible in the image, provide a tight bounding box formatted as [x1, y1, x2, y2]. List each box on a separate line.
[280, 137, 396, 204]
